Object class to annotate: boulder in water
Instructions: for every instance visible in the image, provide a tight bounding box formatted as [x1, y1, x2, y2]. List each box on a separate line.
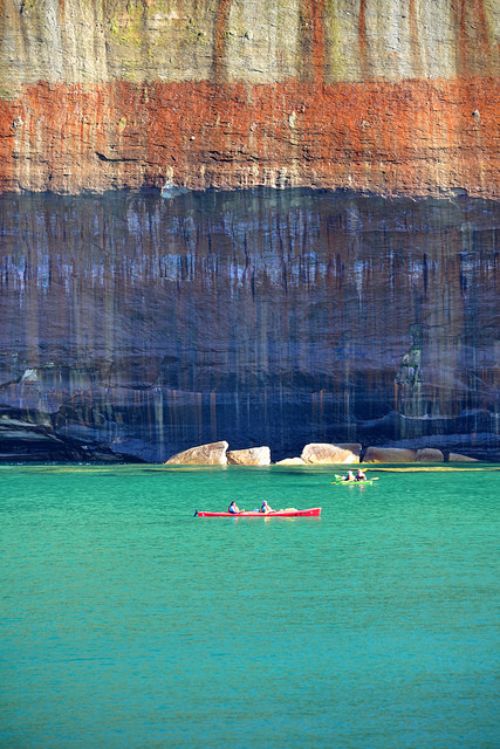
[227, 447, 271, 466]
[448, 452, 478, 462]
[416, 448, 444, 462]
[301, 442, 361, 464]
[364, 447, 417, 463]
[165, 441, 229, 465]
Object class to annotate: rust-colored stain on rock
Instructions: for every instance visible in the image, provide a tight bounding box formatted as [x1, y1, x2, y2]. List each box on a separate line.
[0, 76, 497, 196]
[0, 0, 498, 195]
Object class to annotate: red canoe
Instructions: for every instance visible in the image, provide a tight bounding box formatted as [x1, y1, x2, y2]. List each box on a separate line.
[195, 507, 321, 518]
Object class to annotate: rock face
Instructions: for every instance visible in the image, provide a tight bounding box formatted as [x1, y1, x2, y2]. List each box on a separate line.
[301, 443, 361, 464]
[227, 447, 271, 465]
[364, 447, 418, 463]
[0, 190, 498, 463]
[0, 0, 498, 197]
[165, 441, 229, 465]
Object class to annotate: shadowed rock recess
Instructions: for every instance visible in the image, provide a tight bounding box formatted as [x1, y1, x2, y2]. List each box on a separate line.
[0, 191, 498, 461]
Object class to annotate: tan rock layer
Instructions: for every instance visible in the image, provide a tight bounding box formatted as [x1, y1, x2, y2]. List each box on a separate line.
[0, 77, 498, 196]
[1, 0, 497, 89]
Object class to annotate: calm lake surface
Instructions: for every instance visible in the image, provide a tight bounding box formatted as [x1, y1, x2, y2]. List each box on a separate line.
[1, 465, 498, 748]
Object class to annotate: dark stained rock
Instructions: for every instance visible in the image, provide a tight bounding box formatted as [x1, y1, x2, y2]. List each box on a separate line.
[0, 411, 136, 463]
[0, 191, 498, 462]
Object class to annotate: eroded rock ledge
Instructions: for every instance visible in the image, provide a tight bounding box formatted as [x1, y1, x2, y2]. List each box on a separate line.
[0, 410, 143, 463]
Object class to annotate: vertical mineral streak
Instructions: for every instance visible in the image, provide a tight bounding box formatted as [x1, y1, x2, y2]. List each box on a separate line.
[455, 0, 494, 76]
[300, 0, 325, 84]
[213, 0, 232, 84]
[408, 0, 422, 78]
[358, 0, 368, 79]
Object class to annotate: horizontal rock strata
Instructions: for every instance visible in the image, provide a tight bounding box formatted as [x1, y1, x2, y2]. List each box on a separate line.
[0, 77, 497, 197]
[0, 1, 498, 196]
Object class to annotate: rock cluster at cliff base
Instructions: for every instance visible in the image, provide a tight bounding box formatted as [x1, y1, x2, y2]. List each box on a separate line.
[164, 441, 481, 465]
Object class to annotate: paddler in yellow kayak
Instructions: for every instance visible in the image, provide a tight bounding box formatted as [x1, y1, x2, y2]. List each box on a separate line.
[343, 470, 356, 482]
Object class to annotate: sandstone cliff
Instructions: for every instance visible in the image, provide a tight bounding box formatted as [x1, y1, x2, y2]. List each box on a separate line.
[0, 190, 498, 461]
[0, 0, 498, 196]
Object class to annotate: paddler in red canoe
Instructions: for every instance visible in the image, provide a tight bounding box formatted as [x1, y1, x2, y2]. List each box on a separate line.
[228, 501, 241, 514]
[260, 500, 274, 514]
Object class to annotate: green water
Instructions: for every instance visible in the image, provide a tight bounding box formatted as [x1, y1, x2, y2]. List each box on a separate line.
[1, 465, 498, 749]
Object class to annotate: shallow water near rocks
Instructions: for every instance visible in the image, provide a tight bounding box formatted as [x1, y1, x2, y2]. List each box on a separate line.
[1, 464, 499, 748]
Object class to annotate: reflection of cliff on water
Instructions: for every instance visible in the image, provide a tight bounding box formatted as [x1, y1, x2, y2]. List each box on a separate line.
[0, 189, 498, 461]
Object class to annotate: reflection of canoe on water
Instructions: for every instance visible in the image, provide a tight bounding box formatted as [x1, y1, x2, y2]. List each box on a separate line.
[195, 507, 322, 518]
[331, 474, 379, 486]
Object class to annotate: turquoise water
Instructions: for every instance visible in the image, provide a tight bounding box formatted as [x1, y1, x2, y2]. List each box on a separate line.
[1, 465, 498, 749]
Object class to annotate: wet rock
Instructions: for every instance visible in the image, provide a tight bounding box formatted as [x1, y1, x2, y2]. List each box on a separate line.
[364, 447, 417, 463]
[416, 448, 444, 462]
[164, 441, 229, 465]
[275, 457, 305, 466]
[227, 447, 271, 466]
[301, 443, 361, 464]
[448, 452, 479, 462]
